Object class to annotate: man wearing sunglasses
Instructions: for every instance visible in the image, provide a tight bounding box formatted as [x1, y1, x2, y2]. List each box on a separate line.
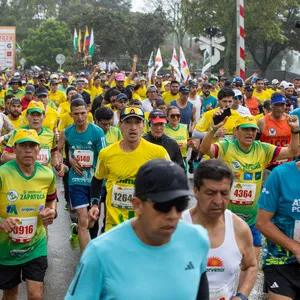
[89, 107, 170, 233]
[182, 159, 257, 300]
[66, 159, 209, 300]
[232, 89, 251, 115]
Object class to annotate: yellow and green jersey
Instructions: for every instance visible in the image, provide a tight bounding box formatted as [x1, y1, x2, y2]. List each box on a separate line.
[214, 139, 280, 226]
[105, 126, 122, 146]
[164, 123, 188, 157]
[94, 139, 170, 231]
[0, 160, 56, 265]
[5, 126, 56, 168]
[48, 90, 67, 106]
[162, 92, 180, 105]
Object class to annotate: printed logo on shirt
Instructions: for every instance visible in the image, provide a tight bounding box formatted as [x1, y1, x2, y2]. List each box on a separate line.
[232, 160, 241, 170]
[255, 172, 261, 180]
[292, 199, 300, 212]
[262, 188, 270, 195]
[185, 261, 195, 270]
[207, 257, 225, 272]
[6, 204, 18, 215]
[87, 141, 93, 145]
[6, 190, 19, 202]
[268, 128, 277, 136]
[234, 172, 240, 179]
[243, 172, 253, 180]
[236, 213, 253, 220]
[20, 207, 36, 213]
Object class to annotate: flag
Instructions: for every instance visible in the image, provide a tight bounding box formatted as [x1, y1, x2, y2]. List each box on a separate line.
[83, 26, 90, 56]
[154, 48, 163, 75]
[179, 46, 190, 81]
[73, 29, 78, 53]
[78, 30, 82, 55]
[170, 48, 181, 82]
[147, 51, 154, 79]
[148, 51, 153, 67]
[202, 49, 211, 75]
[89, 29, 94, 56]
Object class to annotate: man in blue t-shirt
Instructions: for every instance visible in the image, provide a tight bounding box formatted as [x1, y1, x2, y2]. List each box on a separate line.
[257, 160, 300, 299]
[58, 99, 106, 252]
[65, 160, 210, 300]
[201, 82, 218, 114]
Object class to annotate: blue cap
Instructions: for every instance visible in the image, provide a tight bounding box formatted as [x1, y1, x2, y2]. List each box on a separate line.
[271, 94, 286, 104]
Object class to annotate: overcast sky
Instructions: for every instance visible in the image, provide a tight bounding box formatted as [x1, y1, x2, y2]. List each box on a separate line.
[131, 0, 145, 12]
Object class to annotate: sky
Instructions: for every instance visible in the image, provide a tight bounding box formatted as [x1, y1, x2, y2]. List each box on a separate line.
[131, 0, 145, 12]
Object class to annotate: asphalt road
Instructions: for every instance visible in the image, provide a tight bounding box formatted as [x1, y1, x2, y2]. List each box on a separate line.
[0, 176, 266, 299]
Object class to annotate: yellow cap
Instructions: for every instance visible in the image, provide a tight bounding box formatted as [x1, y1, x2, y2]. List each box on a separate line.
[27, 101, 45, 114]
[14, 129, 40, 145]
[235, 115, 259, 130]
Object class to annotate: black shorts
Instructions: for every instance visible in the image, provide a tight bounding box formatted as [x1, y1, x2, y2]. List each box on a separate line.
[263, 263, 300, 299]
[0, 256, 48, 290]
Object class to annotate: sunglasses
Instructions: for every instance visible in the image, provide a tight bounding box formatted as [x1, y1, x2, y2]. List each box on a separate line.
[170, 114, 180, 119]
[121, 106, 144, 117]
[153, 197, 189, 213]
[234, 95, 243, 100]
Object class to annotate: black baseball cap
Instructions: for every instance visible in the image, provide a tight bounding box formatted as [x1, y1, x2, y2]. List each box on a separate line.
[179, 86, 190, 94]
[135, 160, 193, 202]
[244, 84, 254, 91]
[36, 87, 48, 96]
[11, 98, 21, 105]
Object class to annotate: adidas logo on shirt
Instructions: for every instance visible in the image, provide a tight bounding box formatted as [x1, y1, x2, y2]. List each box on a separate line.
[270, 282, 279, 289]
[185, 261, 195, 270]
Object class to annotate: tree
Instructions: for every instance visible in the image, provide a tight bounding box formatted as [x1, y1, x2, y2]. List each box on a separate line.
[182, 0, 300, 76]
[22, 19, 72, 70]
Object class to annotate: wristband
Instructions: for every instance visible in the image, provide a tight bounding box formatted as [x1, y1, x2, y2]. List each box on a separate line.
[91, 197, 100, 206]
[291, 129, 300, 134]
[233, 292, 247, 300]
[210, 126, 218, 133]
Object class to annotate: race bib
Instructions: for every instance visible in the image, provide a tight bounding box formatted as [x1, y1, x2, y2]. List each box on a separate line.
[37, 148, 50, 165]
[9, 217, 37, 243]
[293, 220, 300, 242]
[111, 185, 134, 209]
[210, 285, 230, 300]
[230, 183, 256, 205]
[74, 150, 94, 168]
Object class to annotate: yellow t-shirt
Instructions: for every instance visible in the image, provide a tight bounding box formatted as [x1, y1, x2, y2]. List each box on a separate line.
[48, 90, 67, 106]
[164, 123, 189, 157]
[21, 107, 59, 132]
[132, 93, 142, 100]
[105, 126, 122, 146]
[195, 108, 241, 142]
[135, 85, 147, 100]
[89, 85, 102, 101]
[162, 92, 180, 105]
[210, 89, 219, 99]
[105, 103, 117, 112]
[8, 116, 22, 129]
[253, 90, 271, 103]
[255, 113, 264, 121]
[94, 138, 170, 231]
[57, 101, 71, 116]
[57, 112, 94, 131]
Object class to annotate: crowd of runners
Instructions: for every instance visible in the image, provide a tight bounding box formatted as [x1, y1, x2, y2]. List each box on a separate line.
[0, 56, 300, 299]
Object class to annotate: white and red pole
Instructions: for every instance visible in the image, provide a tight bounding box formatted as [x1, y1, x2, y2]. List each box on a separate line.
[236, 0, 245, 80]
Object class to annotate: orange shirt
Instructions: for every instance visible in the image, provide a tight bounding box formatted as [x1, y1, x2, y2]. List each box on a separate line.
[245, 96, 259, 116]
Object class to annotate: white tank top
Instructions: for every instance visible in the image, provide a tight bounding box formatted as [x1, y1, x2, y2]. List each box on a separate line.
[182, 209, 242, 300]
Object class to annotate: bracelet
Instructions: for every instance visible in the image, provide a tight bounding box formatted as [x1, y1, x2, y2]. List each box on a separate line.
[210, 126, 218, 133]
[291, 129, 300, 134]
[232, 292, 247, 300]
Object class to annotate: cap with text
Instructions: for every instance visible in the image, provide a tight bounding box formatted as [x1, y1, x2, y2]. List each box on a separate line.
[14, 129, 40, 145]
[235, 115, 259, 130]
[27, 100, 45, 114]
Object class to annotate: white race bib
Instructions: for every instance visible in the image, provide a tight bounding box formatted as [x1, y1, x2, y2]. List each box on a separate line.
[230, 182, 256, 205]
[9, 217, 37, 243]
[210, 285, 230, 300]
[111, 185, 134, 209]
[74, 149, 94, 168]
[293, 220, 300, 242]
[37, 148, 50, 165]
